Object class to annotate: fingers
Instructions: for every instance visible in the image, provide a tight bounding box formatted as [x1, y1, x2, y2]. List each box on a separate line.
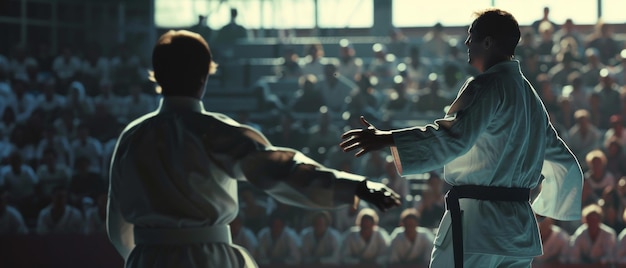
[359, 116, 372, 128]
[341, 129, 362, 139]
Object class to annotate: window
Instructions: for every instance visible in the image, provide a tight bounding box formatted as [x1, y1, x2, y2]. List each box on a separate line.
[493, 0, 597, 26]
[601, 0, 626, 24]
[392, 0, 491, 27]
[317, 0, 373, 28]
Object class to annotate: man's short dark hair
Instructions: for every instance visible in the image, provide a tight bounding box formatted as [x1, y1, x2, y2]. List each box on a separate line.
[471, 9, 521, 56]
[152, 30, 217, 96]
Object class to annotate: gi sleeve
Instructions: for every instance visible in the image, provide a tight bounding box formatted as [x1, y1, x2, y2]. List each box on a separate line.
[390, 77, 497, 175]
[106, 137, 135, 261]
[531, 122, 583, 221]
[203, 115, 364, 209]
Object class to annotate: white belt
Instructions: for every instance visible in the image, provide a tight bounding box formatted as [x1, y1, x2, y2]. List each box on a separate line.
[133, 225, 232, 245]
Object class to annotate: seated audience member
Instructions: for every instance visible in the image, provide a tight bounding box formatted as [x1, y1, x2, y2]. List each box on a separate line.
[239, 186, 269, 234]
[0, 187, 28, 234]
[333, 202, 368, 233]
[36, 186, 83, 234]
[570, 204, 617, 265]
[68, 157, 105, 210]
[414, 74, 451, 114]
[53, 109, 79, 140]
[256, 211, 301, 266]
[301, 43, 327, 80]
[534, 216, 570, 264]
[290, 75, 324, 113]
[36, 126, 72, 166]
[604, 115, 626, 148]
[120, 82, 156, 123]
[0, 151, 38, 204]
[600, 187, 624, 233]
[64, 81, 94, 120]
[384, 76, 413, 113]
[615, 209, 626, 264]
[339, 208, 390, 266]
[388, 208, 434, 266]
[36, 148, 72, 198]
[585, 149, 616, 197]
[36, 78, 66, 120]
[605, 137, 626, 180]
[264, 113, 308, 150]
[337, 39, 363, 82]
[318, 63, 357, 113]
[305, 108, 343, 161]
[84, 191, 107, 234]
[300, 211, 342, 265]
[230, 212, 258, 258]
[70, 123, 103, 173]
[275, 48, 302, 79]
[568, 109, 602, 169]
[415, 187, 445, 229]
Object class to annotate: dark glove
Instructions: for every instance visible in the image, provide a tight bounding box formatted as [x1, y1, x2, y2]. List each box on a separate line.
[356, 179, 402, 212]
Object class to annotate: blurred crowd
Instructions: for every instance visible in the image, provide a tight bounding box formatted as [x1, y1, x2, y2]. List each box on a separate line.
[2, 7, 626, 267]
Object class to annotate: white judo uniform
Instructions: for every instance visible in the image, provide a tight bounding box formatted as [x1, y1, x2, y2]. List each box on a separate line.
[255, 227, 301, 265]
[533, 225, 570, 264]
[299, 226, 342, 264]
[569, 223, 616, 264]
[389, 60, 583, 266]
[339, 226, 390, 265]
[388, 226, 434, 265]
[107, 96, 367, 268]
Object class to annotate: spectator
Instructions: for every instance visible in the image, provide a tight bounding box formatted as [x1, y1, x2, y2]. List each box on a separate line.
[80, 44, 110, 93]
[36, 126, 72, 166]
[570, 204, 617, 265]
[36, 78, 65, 121]
[0, 124, 15, 162]
[64, 81, 94, 120]
[305, 108, 343, 162]
[120, 82, 156, 123]
[189, 15, 213, 46]
[290, 75, 324, 113]
[600, 187, 624, 233]
[402, 46, 432, 90]
[585, 149, 616, 197]
[36, 148, 71, 198]
[605, 138, 626, 180]
[0, 151, 38, 204]
[318, 63, 357, 113]
[348, 73, 382, 117]
[36, 185, 83, 234]
[531, 7, 559, 34]
[264, 113, 308, 150]
[84, 191, 107, 234]
[339, 208, 390, 266]
[548, 51, 583, 89]
[586, 20, 620, 66]
[299, 211, 341, 264]
[615, 209, 626, 264]
[388, 208, 434, 266]
[533, 216, 570, 264]
[109, 44, 142, 93]
[230, 212, 258, 258]
[563, 72, 589, 119]
[238, 186, 269, 234]
[553, 19, 584, 56]
[275, 48, 302, 80]
[53, 109, 79, 141]
[568, 109, 602, 168]
[9, 44, 36, 80]
[0, 186, 28, 234]
[8, 78, 37, 124]
[52, 45, 81, 92]
[93, 79, 121, 118]
[256, 211, 301, 266]
[68, 156, 105, 210]
[580, 48, 605, 89]
[213, 8, 249, 45]
[69, 123, 103, 173]
[604, 115, 626, 148]
[414, 74, 450, 114]
[382, 156, 408, 203]
[594, 69, 622, 129]
[368, 43, 397, 87]
[301, 43, 327, 80]
[355, 151, 387, 181]
[519, 50, 542, 90]
[420, 23, 449, 60]
[613, 49, 626, 87]
[414, 186, 445, 229]
[384, 75, 413, 113]
[337, 39, 363, 82]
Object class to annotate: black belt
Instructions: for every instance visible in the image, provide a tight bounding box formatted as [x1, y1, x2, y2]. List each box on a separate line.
[134, 225, 232, 245]
[444, 185, 530, 268]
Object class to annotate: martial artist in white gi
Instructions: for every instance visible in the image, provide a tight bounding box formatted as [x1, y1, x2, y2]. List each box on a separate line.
[570, 204, 616, 265]
[533, 216, 570, 264]
[107, 30, 401, 268]
[615, 209, 626, 264]
[299, 211, 342, 264]
[37, 186, 84, 234]
[255, 212, 301, 265]
[339, 208, 391, 265]
[388, 208, 434, 266]
[340, 9, 583, 268]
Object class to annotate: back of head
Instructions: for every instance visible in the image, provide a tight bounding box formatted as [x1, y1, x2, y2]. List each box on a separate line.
[152, 30, 216, 97]
[471, 9, 521, 57]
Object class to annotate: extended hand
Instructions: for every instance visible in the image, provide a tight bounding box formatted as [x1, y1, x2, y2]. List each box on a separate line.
[340, 116, 394, 157]
[356, 180, 402, 212]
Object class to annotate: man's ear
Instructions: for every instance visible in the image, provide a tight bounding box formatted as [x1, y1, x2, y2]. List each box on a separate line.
[482, 36, 492, 50]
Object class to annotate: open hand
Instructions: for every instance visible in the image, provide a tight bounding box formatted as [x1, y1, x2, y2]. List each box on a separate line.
[356, 180, 402, 212]
[340, 116, 394, 157]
